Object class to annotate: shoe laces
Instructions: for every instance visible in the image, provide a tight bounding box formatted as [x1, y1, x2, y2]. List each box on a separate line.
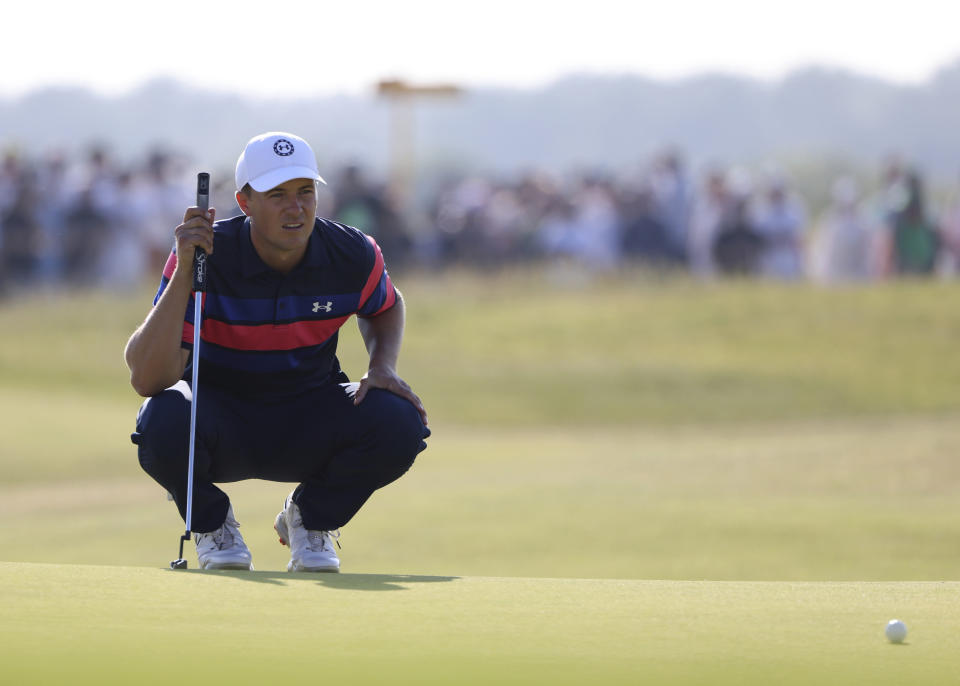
[197, 520, 238, 550]
[306, 528, 341, 552]
[288, 499, 341, 551]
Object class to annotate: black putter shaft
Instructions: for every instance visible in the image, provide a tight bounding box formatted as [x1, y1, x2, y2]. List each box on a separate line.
[171, 172, 210, 570]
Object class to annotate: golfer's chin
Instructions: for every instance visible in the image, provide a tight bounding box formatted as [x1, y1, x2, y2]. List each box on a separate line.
[275, 223, 313, 248]
[262, 228, 310, 256]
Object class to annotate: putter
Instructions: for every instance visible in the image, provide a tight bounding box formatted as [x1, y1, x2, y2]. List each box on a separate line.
[171, 172, 210, 570]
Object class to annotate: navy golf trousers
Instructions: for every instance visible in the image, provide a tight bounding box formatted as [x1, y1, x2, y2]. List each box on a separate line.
[131, 374, 430, 533]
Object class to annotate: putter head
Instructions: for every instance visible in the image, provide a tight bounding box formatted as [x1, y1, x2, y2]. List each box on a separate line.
[170, 558, 188, 570]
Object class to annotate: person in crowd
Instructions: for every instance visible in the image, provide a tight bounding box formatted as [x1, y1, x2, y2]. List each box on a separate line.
[713, 183, 763, 276]
[0, 170, 42, 286]
[687, 169, 732, 278]
[334, 164, 412, 269]
[936, 170, 960, 276]
[750, 173, 808, 279]
[650, 150, 692, 265]
[619, 181, 672, 266]
[887, 170, 940, 275]
[809, 177, 872, 283]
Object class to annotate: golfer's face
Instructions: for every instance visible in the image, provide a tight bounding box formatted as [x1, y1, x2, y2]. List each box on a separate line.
[245, 178, 318, 258]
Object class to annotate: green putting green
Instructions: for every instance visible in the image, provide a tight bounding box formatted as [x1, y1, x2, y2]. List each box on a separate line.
[1, 563, 956, 685]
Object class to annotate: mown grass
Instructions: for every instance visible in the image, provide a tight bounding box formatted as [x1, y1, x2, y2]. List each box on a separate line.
[3, 563, 959, 686]
[3, 269, 960, 430]
[3, 271, 960, 684]
[3, 416, 960, 580]
[1, 270, 959, 581]
[396, 269, 960, 425]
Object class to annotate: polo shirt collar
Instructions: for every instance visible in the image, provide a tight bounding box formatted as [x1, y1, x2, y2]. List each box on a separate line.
[239, 217, 325, 278]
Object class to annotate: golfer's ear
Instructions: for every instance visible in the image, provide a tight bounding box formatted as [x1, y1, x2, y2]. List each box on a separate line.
[236, 190, 251, 216]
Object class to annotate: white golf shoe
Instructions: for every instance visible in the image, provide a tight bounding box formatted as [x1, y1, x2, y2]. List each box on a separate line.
[274, 493, 340, 573]
[194, 505, 254, 571]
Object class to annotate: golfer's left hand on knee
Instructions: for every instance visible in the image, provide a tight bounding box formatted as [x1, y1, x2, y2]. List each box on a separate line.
[355, 367, 429, 427]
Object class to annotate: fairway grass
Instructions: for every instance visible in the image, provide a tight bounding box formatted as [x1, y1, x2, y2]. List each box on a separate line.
[4, 275, 960, 429]
[3, 415, 960, 580]
[2, 562, 958, 686]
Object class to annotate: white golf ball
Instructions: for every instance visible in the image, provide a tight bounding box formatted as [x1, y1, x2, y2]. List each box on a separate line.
[885, 619, 907, 644]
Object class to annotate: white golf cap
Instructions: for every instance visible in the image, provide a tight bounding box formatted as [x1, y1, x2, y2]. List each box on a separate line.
[235, 131, 326, 192]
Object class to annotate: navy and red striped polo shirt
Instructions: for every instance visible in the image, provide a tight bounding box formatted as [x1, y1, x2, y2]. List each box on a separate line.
[154, 214, 397, 398]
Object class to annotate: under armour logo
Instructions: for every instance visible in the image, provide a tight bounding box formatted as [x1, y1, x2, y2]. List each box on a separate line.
[273, 139, 295, 156]
[313, 301, 332, 313]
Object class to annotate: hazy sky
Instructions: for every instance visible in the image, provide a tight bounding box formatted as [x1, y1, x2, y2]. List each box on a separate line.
[4, 0, 959, 98]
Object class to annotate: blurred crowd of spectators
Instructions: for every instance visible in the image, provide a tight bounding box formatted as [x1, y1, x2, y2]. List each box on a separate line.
[2, 146, 960, 295]
[427, 152, 960, 283]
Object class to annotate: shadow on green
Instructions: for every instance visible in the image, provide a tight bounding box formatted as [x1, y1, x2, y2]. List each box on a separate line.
[169, 568, 460, 590]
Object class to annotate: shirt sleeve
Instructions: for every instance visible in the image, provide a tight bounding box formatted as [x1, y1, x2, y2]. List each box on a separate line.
[357, 235, 398, 317]
[153, 247, 196, 349]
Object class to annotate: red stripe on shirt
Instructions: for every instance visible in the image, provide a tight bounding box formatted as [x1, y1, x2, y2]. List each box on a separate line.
[163, 251, 178, 279]
[370, 273, 396, 316]
[198, 317, 350, 352]
[359, 236, 386, 308]
[180, 293, 207, 344]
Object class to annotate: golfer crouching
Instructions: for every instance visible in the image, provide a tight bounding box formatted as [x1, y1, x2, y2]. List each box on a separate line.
[125, 132, 430, 572]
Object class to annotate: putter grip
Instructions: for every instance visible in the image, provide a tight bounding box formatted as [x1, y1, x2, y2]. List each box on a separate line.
[193, 172, 210, 293]
[192, 249, 207, 293]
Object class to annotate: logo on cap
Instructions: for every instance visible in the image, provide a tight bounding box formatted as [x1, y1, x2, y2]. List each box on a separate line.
[273, 139, 295, 156]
